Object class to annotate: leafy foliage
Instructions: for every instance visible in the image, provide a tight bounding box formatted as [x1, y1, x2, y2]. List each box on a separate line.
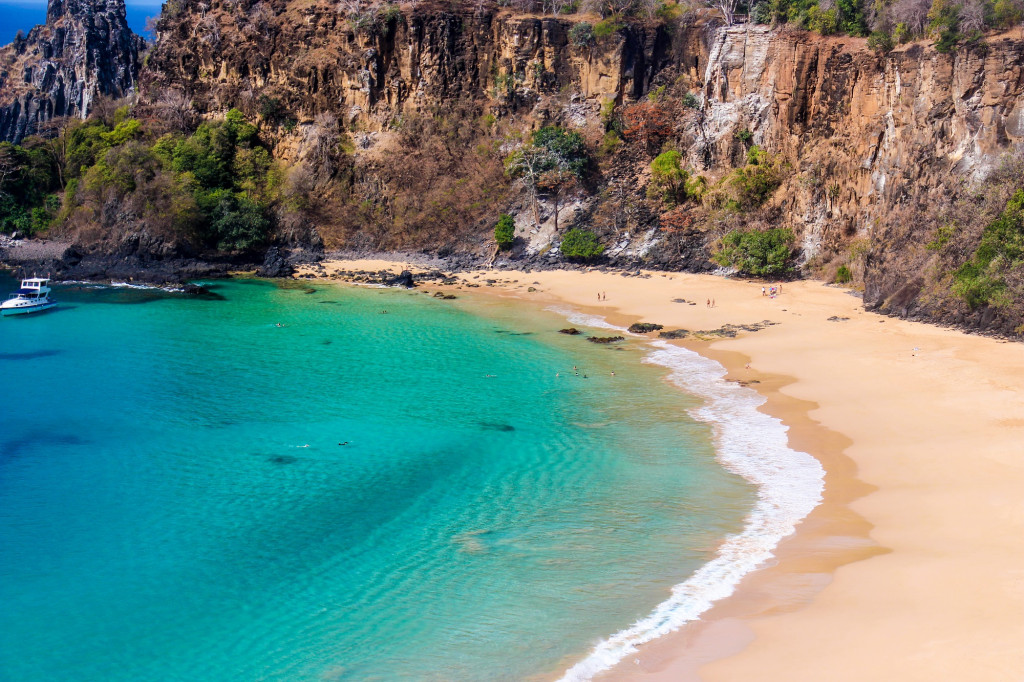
[952, 189, 1024, 308]
[569, 21, 595, 46]
[709, 146, 787, 212]
[559, 227, 605, 260]
[494, 213, 516, 248]
[712, 227, 796, 276]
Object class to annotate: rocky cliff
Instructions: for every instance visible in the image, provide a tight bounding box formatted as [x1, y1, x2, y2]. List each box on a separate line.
[142, 6, 1024, 247]
[0, 0, 144, 142]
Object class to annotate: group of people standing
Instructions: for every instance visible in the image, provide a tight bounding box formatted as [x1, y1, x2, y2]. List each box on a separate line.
[762, 284, 782, 298]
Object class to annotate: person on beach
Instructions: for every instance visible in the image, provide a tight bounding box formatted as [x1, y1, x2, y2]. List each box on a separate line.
[762, 286, 766, 296]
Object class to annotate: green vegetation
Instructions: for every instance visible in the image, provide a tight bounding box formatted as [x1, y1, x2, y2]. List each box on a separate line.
[593, 16, 623, 38]
[835, 264, 853, 283]
[569, 21, 594, 47]
[712, 227, 796, 276]
[709, 146, 787, 212]
[952, 189, 1024, 308]
[0, 142, 60, 235]
[0, 106, 278, 252]
[494, 213, 516, 248]
[648, 150, 704, 207]
[505, 126, 590, 229]
[559, 227, 605, 261]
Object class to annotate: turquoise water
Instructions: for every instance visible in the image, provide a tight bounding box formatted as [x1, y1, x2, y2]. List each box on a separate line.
[0, 276, 755, 681]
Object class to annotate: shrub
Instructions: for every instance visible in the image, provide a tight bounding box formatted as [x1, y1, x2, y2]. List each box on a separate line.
[569, 22, 594, 47]
[560, 228, 604, 261]
[599, 130, 621, 156]
[751, 0, 773, 22]
[494, 213, 516, 248]
[649, 150, 691, 206]
[210, 195, 271, 252]
[681, 92, 700, 109]
[712, 227, 796, 276]
[593, 17, 623, 39]
[835, 264, 853, 283]
[867, 30, 895, 52]
[952, 188, 1024, 308]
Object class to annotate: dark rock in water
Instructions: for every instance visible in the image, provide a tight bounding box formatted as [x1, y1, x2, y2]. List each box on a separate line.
[658, 329, 689, 339]
[558, 328, 581, 335]
[588, 336, 625, 344]
[628, 322, 664, 333]
[257, 246, 293, 278]
[433, 291, 456, 299]
[390, 270, 416, 288]
[479, 422, 515, 432]
[0, 349, 62, 360]
[268, 455, 298, 465]
[180, 283, 226, 300]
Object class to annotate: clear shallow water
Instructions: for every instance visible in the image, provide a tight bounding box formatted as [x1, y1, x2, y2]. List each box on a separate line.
[0, 276, 757, 681]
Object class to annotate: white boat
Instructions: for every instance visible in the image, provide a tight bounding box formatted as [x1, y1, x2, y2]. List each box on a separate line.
[1, 278, 58, 316]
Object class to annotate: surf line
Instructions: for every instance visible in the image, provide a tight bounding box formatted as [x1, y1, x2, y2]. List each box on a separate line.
[547, 311, 824, 681]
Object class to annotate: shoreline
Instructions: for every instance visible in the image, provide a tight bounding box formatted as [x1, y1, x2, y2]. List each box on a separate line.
[296, 259, 1024, 681]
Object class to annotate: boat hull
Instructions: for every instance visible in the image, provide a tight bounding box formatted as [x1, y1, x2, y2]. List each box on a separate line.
[1, 301, 57, 316]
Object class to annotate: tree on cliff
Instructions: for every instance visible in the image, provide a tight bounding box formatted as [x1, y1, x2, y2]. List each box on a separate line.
[505, 126, 589, 229]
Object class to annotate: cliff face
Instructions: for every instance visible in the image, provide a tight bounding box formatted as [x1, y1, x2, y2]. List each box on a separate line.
[697, 25, 1024, 256]
[142, 3, 677, 133]
[144, 5, 1024, 238]
[139, 5, 1024, 332]
[0, 0, 144, 142]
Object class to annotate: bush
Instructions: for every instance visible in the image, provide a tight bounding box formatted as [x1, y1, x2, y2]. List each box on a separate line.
[559, 228, 604, 261]
[681, 93, 700, 109]
[649, 150, 691, 206]
[717, 145, 786, 211]
[712, 227, 796, 276]
[751, 0, 773, 22]
[593, 17, 623, 39]
[494, 213, 516, 248]
[835, 264, 853, 283]
[952, 188, 1024, 308]
[867, 30, 894, 52]
[210, 195, 271, 252]
[569, 22, 594, 47]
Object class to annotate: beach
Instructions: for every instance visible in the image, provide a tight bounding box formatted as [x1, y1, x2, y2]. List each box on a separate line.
[301, 259, 1024, 681]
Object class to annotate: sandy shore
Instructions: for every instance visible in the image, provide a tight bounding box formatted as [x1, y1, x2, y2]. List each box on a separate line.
[298, 259, 1024, 681]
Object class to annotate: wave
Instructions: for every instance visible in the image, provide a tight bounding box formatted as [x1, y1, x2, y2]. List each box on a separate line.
[544, 306, 631, 333]
[552, 320, 824, 681]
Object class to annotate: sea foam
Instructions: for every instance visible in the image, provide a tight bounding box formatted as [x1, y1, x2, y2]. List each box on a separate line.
[556, 331, 825, 681]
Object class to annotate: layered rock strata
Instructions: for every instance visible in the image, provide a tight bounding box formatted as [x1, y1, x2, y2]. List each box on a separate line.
[0, 0, 144, 142]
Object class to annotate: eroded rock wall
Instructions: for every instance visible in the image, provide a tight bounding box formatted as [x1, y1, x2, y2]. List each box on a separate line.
[697, 25, 1024, 268]
[0, 0, 144, 142]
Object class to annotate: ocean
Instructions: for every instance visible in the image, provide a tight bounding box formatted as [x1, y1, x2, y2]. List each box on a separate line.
[0, 275, 821, 680]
